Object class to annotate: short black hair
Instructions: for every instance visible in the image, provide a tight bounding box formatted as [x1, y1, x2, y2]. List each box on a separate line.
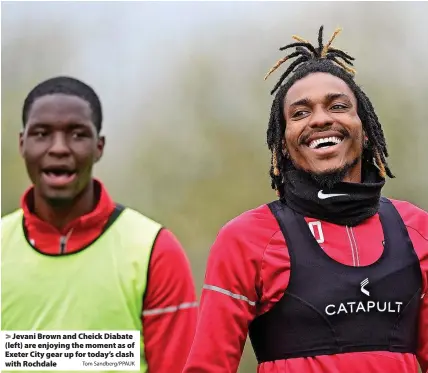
[265, 26, 393, 198]
[22, 76, 103, 133]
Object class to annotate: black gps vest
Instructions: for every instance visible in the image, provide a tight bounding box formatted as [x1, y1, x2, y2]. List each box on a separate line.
[248, 197, 422, 363]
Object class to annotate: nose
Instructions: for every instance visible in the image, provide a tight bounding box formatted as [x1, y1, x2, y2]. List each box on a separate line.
[48, 132, 71, 157]
[308, 106, 333, 129]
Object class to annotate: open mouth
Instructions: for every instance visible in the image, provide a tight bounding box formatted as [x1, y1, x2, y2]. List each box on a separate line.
[41, 167, 77, 187]
[308, 136, 344, 150]
[42, 169, 76, 177]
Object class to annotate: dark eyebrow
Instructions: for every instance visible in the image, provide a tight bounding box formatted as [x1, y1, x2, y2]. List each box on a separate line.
[28, 122, 89, 130]
[67, 123, 90, 130]
[289, 93, 351, 108]
[27, 122, 50, 129]
[325, 93, 350, 102]
[289, 97, 312, 108]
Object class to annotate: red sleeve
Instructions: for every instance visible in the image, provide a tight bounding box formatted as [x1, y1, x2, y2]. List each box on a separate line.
[183, 214, 266, 373]
[142, 228, 198, 373]
[406, 226, 428, 373]
[412, 227, 428, 373]
[419, 290, 428, 373]
[394, 200, 428, 373]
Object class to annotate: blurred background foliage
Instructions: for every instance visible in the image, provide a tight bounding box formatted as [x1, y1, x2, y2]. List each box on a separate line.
[2, 2, 427, 371]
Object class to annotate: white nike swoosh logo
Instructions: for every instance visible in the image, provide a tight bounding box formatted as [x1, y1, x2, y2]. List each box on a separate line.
[318, 190, 349, 199]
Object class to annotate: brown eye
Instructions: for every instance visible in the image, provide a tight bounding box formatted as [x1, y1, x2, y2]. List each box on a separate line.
[331, 104, 347, 110]
[71, 132, 87, 139]
[292, 110, 309, 119]
[33, 131, 48, 138]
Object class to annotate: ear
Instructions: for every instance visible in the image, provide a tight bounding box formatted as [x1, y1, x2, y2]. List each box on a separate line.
[282, 138, 289, 158]
[95, 135, 105, 163]
[19, 131, 25, 157]
[362, 131, 369, 149]
[363, 130, 368, 141]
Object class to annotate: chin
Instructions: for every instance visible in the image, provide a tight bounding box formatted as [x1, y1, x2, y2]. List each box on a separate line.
[309, 167, 350, 189]
[43, 193, 76, 207]
[312, 162, 347, 175]
[315, 158, 360, 188]
[308, 154, 351, 173]
[295, 157, 361, 190]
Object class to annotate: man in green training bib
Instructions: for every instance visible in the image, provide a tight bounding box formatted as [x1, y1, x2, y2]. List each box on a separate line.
[1, 76, 198, 373]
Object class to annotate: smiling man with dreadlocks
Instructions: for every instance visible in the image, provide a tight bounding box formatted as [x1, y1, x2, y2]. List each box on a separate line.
[183, 26, 428, 373]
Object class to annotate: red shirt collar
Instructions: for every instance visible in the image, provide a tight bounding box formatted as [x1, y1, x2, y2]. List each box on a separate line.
[21, 179, 116, 255]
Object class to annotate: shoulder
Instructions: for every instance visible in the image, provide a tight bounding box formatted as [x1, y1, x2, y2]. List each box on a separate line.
[119, 205, 163, 231]
[388, 198, 428, 240]
[218, 203, 279, 241]
[111, 206, 164, 252]
[152, 228, 188, 260]
[1, 209, 24, 247]
[118, 206, 188, 260]
[1, 209, 23, 227]
[210, 203, 281, 262]
[203, 204, 281, 297]
[147, 228, 194, 291]
[388, 197, 427, 215]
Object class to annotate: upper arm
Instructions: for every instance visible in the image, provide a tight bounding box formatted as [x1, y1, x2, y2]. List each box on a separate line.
[413, 230, 428, 372]
[142, 228, 197, 373]
[143, 228, 197, 313]
[183, 219, 264, 373]
[400, 204, 428, 372]
[417, 292, 428, 373]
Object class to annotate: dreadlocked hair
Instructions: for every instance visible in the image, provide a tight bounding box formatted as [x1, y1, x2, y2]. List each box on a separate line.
[265, 26, 394, 199]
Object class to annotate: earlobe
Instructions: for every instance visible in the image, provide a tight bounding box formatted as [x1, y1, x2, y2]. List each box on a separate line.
[19, 132, 24, 157]
[95, 135, 105, 163]
[282, 139, 288, 157]
[363, 133, 369, 149]
[363, 130, 368, 141]
[95, 149, 103, 163]
[282, 145, 289, 159]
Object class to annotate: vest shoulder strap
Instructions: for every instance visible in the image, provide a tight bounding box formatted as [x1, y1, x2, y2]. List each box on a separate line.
[113, 206, 163, 252]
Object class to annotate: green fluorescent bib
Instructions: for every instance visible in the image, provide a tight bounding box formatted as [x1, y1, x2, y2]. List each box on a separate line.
[1, 207, 161, 373]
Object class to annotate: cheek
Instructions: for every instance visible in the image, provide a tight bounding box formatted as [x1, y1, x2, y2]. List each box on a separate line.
[23, 154, 41, 179]
[352, 122, 364, 144]
[284, 126, 302, 154]
[71, 141, 97, 157]
[22, 146, 43, 164]
[75, 153, 95, 166]
[73, 150, 98, 172]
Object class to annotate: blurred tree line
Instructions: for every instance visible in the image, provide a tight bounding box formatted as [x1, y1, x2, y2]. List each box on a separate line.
[2, 2, 427, 372]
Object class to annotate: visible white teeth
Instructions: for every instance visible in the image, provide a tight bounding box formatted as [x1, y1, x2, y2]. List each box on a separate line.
[309, 136, 342, 149]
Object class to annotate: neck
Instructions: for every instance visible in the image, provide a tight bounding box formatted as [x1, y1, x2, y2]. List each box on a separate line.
[33, 181, 96, 231]
[282, 162, 385, 226]
[342, 159, 362, 184]
[302, 158, 363, 191]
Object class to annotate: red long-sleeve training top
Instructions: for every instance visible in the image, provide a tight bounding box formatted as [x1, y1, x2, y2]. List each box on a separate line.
[21, 180, 198, 373]
[183, 198, 428, 373]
